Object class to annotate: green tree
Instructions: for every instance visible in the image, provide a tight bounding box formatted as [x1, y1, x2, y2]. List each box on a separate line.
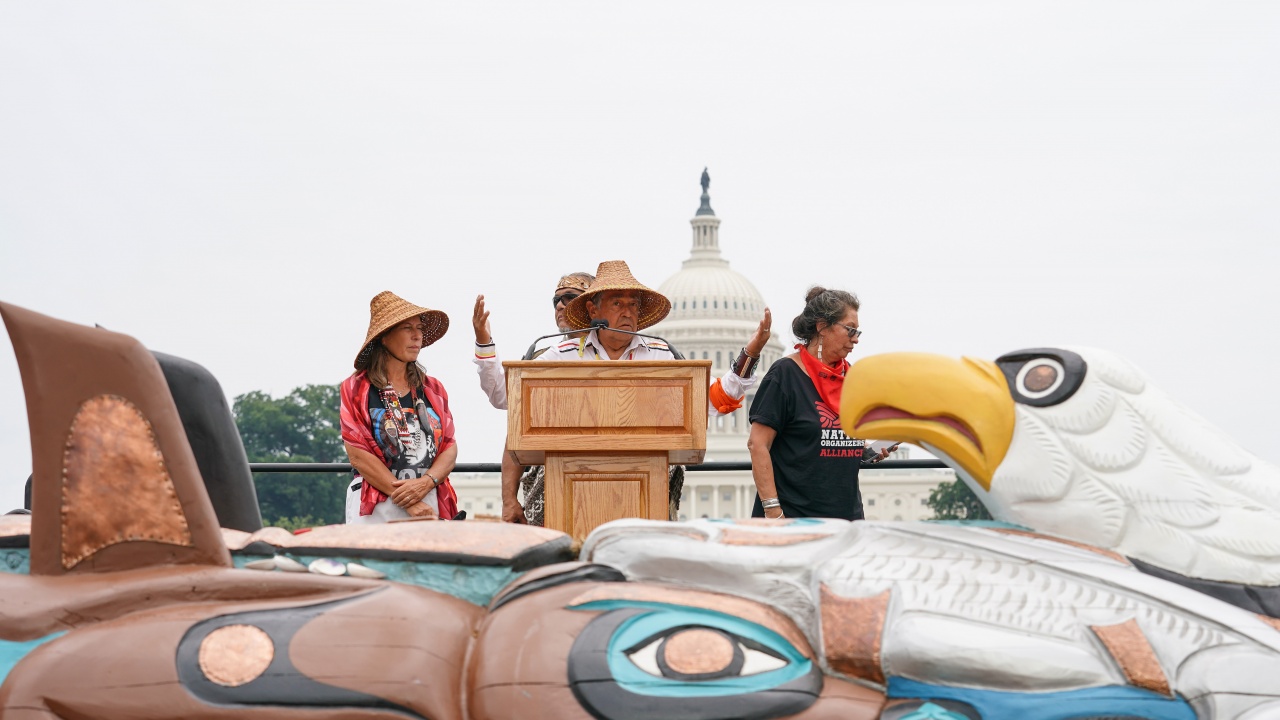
[232, 384, 348, 528]
[926, 478, 993, 521]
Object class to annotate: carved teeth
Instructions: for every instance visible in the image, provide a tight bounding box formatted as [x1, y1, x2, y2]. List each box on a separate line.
[272, 556, 308, 573]
[308, 558, 347, 576]
[345, 562, 386, 579]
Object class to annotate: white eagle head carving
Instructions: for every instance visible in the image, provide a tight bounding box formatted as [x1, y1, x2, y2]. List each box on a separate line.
[842, 347, 1280, 585]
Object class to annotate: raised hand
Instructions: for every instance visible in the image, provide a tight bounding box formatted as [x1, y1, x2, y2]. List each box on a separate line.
[746, 307, 772, 357]
[472, 294, 492, 345]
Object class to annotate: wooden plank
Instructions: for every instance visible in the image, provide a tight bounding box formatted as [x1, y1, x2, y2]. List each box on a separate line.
[544, 453, 668, 540]
[526, 382, 685, 429]
[505, 361, 711, 463]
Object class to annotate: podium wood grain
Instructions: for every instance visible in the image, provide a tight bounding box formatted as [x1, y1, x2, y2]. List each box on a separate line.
[544, 453, 669, 540]
[504, 361, 711, 539]
[504, 361, 710, 465]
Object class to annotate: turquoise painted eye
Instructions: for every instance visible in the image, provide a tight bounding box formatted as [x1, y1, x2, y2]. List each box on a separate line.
[625, 627, 787, 680]
[568, 602, 821, 720]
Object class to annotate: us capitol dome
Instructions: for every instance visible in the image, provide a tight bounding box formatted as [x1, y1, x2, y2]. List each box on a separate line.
[648, 170, 952, 521]
[649, 170, 784, 465]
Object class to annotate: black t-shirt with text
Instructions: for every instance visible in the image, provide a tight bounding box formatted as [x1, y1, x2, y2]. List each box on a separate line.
[749, 358, 864, 520]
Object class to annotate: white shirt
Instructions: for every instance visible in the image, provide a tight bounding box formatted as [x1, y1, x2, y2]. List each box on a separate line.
[476, 331, 757, 415]
[541, 330, 755, 416]
[473, 342, 507, 409]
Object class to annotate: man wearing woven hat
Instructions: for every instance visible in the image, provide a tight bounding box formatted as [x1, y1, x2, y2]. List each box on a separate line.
[470, 271, 595, 525]
[547, 260, 772, 519]
[340, 291, 460, 523]
[551, 260, 771, 394]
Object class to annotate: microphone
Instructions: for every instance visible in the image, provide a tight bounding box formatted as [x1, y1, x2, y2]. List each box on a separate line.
[589, 320, 685, 360]
[519, 320, 617, 360]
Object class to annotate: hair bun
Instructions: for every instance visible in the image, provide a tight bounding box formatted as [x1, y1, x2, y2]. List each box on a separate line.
[804, 286, 828, 303]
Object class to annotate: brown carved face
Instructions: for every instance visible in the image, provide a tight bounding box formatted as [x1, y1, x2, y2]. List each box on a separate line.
[470, 578, 885, 720]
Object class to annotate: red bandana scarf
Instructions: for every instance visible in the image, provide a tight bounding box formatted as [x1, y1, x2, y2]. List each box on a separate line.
[794, 343, 849, 413]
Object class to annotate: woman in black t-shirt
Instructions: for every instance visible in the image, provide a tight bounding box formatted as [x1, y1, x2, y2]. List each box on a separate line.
[748, 286, 890, 521]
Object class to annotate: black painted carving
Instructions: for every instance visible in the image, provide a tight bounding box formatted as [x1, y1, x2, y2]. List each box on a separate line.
[489, 563, 626, 611]
[153, 351, 263, 532]
[1131, 557, 1280, 618]
[279, 534, 574, 570]
[175, 591, 420, 717]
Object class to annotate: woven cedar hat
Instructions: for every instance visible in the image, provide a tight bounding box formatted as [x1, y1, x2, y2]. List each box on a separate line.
[563, 260, 672, 331]
[354, 291, 449, 370]
[555, 272, 594, 294]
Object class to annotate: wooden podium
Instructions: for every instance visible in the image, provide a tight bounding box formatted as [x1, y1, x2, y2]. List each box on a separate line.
[504, 360, 710, 540]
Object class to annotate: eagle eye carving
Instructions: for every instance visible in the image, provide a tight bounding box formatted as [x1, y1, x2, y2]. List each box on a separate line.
[1017, 359, 1063, 397]
[995, 348, 1087, 407]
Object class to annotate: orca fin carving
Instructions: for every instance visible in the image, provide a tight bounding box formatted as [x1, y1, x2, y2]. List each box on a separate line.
[1, 302, 231, 574]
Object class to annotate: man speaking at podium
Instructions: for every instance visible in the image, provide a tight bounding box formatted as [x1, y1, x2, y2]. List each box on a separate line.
[548, 260, 772, 426]
[536, 260, 772, 521]
[504, 260, 768, 525]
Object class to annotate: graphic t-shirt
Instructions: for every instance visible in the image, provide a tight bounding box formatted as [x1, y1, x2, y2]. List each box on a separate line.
[365, 385, 443, 483]
[748, 358, 865, 520]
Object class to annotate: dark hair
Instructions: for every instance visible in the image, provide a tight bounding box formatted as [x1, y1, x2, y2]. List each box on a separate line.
[792, 286, 860, 341]
[366, 342, 428, 391]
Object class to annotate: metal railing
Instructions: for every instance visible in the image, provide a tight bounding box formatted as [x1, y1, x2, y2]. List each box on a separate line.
[248, 460, 949, 473]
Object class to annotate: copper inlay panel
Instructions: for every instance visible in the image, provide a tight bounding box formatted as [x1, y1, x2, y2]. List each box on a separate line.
[663, 629, 734, 675]
[199, 624, 274, 687]
[988, 527, 1129, 565]
[570, 584, 811, 656]
[821, 585, 889, 685]
[243, 520, 564, 558]
[1090, 619, 1171, 696]
[61, 395, 193, 569]
[0, 514, 31, 539]
[1259, 614, 1280, 633]
[718, 529, 829, 547]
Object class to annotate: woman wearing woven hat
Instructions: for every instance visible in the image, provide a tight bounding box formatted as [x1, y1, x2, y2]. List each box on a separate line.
[471, 271, 595, 525]
[340, 291, 460, 523]
[747, 286, 893, 522]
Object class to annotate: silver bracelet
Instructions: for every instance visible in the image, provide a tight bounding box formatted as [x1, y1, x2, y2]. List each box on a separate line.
[761, 497, 781, 510]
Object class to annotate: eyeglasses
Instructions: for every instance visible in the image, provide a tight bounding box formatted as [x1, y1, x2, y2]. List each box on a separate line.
[831, 321, 862, 339]
[552, 292, 581, 307]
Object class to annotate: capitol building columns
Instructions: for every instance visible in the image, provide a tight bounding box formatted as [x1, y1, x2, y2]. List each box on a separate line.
[651, 169, 784, 520]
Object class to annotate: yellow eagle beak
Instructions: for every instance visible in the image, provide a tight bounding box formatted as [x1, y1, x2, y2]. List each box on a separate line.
[840, 353, 1015, 490]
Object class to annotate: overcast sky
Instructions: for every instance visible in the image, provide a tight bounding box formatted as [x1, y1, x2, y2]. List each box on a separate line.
[2, 2, 1278, 513]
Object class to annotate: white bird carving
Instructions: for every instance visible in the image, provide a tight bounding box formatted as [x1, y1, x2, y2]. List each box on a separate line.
[840, 346, 1280, 590]
[584, 518, 1280, 718]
